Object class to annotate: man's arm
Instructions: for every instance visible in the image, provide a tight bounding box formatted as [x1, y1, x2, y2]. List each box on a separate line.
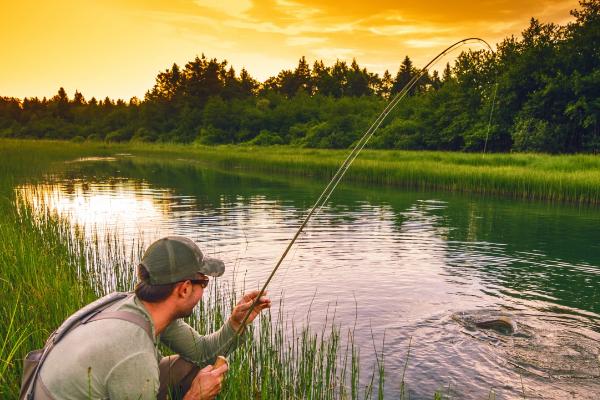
[160, 290, 271, 366]
[160, 318, 239, 366]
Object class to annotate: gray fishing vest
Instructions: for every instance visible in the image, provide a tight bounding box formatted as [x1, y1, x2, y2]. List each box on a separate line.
[19, 292, 152, 400]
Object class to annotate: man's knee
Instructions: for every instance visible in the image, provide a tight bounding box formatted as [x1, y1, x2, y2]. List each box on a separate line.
[158, 355, 200, 400]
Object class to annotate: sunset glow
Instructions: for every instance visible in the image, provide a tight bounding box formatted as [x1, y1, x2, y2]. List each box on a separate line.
[1, 0, 578, 100]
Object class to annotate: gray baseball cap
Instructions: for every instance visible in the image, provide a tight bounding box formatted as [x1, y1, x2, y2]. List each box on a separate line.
[140, 236, 225, 284]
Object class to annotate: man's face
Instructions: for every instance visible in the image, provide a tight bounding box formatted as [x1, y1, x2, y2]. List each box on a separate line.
[176, 277, 207, 318]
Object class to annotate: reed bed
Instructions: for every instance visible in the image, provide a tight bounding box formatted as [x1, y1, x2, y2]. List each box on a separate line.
[168, 146, 600, 206]
[2, 139, 599, 205]
[0, 198, 391, 399]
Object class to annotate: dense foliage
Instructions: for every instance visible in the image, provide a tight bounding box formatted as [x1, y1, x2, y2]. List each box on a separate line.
[1, 1, 598, 153]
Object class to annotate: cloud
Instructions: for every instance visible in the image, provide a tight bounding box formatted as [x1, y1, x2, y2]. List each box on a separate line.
[193, 0, 253, 18]
[368, 24, 450, 36]
[275, 0, 322, 19]
[312, 47, 362, 60]
[404, 39, 449, 49]
[287, 36, 327, 46]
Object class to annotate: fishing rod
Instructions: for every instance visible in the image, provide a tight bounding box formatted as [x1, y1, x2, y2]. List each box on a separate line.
[227, 37, 496, 343]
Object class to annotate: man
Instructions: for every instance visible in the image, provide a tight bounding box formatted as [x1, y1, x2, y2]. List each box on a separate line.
[37, 236, 270, 399]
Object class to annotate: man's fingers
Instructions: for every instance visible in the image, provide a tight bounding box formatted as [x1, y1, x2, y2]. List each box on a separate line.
[240, 290, 260, 302]
[237, 296, 270, 311]
[240, 290, 268, 303]
[200, 364, 214, 373]
[257, 301, 271, 310]
[235, 299, 256, 312]
[211, 363, 229, 376]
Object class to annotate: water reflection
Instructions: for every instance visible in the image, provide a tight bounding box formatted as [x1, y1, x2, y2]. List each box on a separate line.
[17, 157, 600, 399]
[17, 180, 175, 242]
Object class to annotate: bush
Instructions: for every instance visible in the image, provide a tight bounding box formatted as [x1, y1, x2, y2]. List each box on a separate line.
[511, 116, 565, 153]
[196, 126, 227, 145]
[87, 133, 104, 141]
[105, 129, 129, 142]
[249, 130, 284, 146]
[131, 127, 157, 142]
[369, 118, 424, 150]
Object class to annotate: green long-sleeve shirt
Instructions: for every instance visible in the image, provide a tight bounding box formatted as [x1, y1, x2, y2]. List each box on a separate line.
[39, 293, 239, 399]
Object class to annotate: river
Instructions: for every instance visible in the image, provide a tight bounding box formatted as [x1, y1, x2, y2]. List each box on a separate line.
[18, 155, 600, 399]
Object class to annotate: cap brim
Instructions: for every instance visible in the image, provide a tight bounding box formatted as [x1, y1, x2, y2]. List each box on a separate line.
[199, 256, 225, 277]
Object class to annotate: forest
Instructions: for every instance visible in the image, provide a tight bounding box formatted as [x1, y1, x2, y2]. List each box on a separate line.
[0, 1, 598, 153]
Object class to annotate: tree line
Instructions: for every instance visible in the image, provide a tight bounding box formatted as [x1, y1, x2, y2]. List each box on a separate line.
[0, 1, 598, 153]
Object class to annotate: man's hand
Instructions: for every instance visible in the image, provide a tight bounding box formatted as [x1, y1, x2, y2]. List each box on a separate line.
[229, 290, 271, 333]
[183, 363, 228, 400]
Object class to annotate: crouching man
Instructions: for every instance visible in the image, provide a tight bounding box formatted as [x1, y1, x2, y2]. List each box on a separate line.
[35, 236, 270, 399]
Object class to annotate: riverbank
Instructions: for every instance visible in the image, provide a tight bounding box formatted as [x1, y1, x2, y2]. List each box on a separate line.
[3, 139, 600, 205]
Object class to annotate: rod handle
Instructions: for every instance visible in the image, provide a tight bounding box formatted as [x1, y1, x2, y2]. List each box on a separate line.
[212, 355, 228, 369]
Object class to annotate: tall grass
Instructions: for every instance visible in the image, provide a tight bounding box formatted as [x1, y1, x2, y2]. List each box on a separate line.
[0, 140, 394, 399]
[0, 197, 386, 399]
[0, 201, 97, 396]
[166, 146, 600, 205]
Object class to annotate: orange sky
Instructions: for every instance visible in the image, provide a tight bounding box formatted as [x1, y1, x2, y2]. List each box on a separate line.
[1, 0, 578, 100]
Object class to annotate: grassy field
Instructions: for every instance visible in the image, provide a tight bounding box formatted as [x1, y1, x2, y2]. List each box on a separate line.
[0, 139, 395, 399]
[3, 139, 599, 205]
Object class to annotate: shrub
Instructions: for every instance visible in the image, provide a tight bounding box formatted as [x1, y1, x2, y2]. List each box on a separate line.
[249, 130, 284, 146]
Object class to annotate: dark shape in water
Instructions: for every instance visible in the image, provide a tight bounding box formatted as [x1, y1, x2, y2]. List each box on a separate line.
[452, 310, 518, 336]
[474, 315, 517, 335]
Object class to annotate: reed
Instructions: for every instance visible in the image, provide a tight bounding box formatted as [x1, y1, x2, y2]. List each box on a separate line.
[0, 202, 382, 398]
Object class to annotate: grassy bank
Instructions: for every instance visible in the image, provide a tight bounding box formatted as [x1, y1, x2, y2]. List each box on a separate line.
[3, 139, 600, 205]
[0, 140, 397, 399]
[143, 145, 600, 205]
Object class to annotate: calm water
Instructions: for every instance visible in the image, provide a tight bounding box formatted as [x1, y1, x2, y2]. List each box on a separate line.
[18, 156, 600, 399]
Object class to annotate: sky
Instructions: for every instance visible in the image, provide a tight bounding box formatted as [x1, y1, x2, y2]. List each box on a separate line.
[1, 0, 578, 100]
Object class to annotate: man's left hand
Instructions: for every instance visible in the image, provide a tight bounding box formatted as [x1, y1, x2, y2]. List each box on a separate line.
[229, 290, 271, 333]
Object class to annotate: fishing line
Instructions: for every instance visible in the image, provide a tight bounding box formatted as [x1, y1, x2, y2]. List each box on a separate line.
[225, 37, 497, 349]
[483, 82, 499, 155]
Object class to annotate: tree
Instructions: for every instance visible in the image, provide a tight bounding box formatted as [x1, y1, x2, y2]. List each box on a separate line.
[442, 62, 453, 82]
[293, 56, 312, 94]
[239, 68, 259, 96]
[72, 90, 86, 105]
[345, 59, 371, 96]
[430, 70, 442, 90]
[51, 87, 70, 119]
[378, 70, 393, 98]
[147, 63, 182, 102]
[392, 56, 420, 95]
[329, 60, 348, 97]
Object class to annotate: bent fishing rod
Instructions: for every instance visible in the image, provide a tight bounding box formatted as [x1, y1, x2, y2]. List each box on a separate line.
[227, 37, 496, 344]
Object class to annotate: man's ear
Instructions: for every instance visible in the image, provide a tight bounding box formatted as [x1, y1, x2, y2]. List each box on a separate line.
[174, 281, 191, 298]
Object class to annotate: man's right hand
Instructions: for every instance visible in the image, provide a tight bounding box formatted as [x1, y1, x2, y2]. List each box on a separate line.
[183, 363, 228, 400]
